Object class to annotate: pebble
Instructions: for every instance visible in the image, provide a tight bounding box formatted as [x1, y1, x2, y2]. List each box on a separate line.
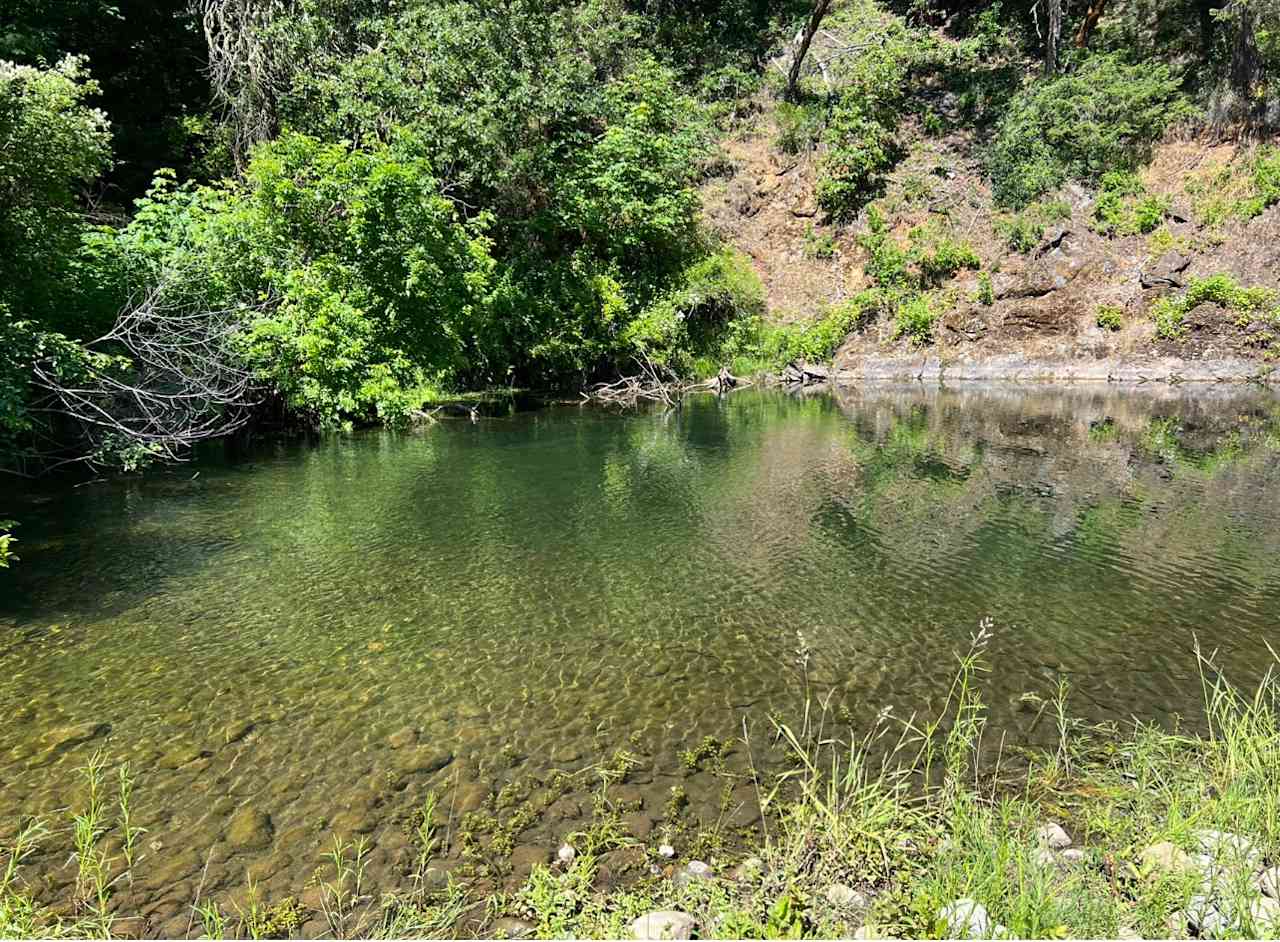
[729, 856, 763, 880]
[1181, 894, 1229, 937]
[222, 719, 255, 744]
[938, 898, 992, 939]
[631, 911, 695, 940]
[658, 843, 676, 859]
[824, 883, 867, 909]
[557, 843, 576, 864]
[1138, 841, 1195, 877]
[673, 859, 712, 888]
[1035, 822, 1071, 850]
[492, 916, 536, 938]
[1059, 847, 1086, 865]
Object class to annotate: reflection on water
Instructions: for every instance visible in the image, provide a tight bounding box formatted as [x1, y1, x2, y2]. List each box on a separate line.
[3, 384, 1280, 928]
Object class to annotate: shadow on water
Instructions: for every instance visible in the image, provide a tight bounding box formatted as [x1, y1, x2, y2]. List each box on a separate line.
[2, 382, 1279, 926]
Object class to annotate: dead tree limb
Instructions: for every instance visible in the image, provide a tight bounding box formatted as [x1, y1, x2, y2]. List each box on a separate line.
[785, 0, 835, 101]
[30, 274, 265, 469]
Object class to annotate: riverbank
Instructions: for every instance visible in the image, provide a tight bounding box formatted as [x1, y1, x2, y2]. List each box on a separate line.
[3, 634, 1279, 940]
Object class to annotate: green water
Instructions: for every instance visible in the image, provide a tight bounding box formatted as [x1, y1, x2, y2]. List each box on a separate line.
[3, 384, 1280, 929]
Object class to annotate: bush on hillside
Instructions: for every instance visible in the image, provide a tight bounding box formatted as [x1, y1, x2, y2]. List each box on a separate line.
[987, 53, 1190, 208]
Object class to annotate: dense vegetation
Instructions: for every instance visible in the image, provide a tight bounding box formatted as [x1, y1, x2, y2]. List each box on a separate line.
[2, 0, 1279, 470]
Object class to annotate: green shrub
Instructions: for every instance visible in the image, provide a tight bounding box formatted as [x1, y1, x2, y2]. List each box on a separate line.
[802, 225, 838, 260]
[995, 200, 1072, 253]
[1095, 304, 1125, 331]
[996, 212, 1045, 253]
[625, 247, 765, 372]
[775, 100, 824, 156]
[987, 53, 1190, 208]
[1151, 296, 1188, 339]
[893, 294, 937, 345]
[915, 231, 980, 286]
[1090, 172, 1170, 236]
[815, 101, 901, 222]
[1149, 274, 1279, 340]
[976, 271, 994, 306]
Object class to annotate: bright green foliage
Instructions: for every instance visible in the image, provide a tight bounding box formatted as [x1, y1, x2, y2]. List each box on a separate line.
[1190, 146, 1280, 226]
[775, 100, 825, 155]
[816, 101, 902, 221]
[0, 519, 15, 567]
[995, 199, 1071, 253]
[1095, 304, 1125, 331]
[812, 2, 926, 221]
[0, 57, 112, 336]
[1090, 172, 1171, 237]
[976, 271, 995, 306]
[622, 247, 765, 373]
[914, 229, 981, 287]
[988, 54, 1190, 208]
[893, 294, 938, 345]
[1151, 274, 1280, 340]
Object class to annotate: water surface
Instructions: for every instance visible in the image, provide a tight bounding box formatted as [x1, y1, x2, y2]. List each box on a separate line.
[3, 385, 1280, 931]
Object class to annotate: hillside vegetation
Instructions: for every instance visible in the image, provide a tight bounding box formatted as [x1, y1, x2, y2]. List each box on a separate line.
[3, 0, 1280, 473]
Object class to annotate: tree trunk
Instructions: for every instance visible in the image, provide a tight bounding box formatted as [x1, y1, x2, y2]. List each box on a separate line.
[1230, 1, 1261, 103]
[1044, 0, 1062, 76]
[1073, 0, 1108, 48]
[785, 0, 834, 101]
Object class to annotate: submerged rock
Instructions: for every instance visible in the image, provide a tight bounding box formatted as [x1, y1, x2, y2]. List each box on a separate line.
[227, 806, 274, 849]
[387, 726, 417, 749]
[631, 911, 695, 940]
[938, 898, 991, 939]
[43, 721, 110, 753]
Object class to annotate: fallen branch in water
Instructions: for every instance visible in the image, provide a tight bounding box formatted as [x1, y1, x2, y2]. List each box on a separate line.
[583, 362, 752, 407]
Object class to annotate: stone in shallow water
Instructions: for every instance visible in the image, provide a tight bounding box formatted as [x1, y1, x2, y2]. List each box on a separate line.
[227, 806, 274, 849]
[387, 726, 417, 749]
[43, 721, 110, 752]
[393, 746, 453, 775]
[223, 720, 255, 744]
[631, 911, 695, 940]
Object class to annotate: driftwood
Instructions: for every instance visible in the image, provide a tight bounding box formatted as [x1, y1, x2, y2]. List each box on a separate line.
[584, 360, 751, 407]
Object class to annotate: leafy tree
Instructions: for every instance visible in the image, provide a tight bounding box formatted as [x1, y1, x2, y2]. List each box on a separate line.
[0, 56, 112, 335]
